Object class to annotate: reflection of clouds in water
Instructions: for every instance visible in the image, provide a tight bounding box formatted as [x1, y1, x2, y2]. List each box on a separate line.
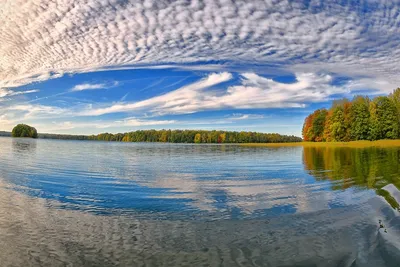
[74, 144, 315, 216]
[0, 178, 399, 267]
[0, 139, 392, 219]
[3, 138, 376, 217]
[146, 174, 339, 215]
[145, 172, 378, 216]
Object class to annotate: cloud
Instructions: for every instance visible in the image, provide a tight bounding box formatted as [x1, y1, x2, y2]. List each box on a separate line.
[0, 101, 70, 131]
[117, 118, 176, 127]
[0, 88, 39, 98]
[7, 104, 64, 115]
[82, 72, 354, 116]
[83, 72, 233, 116]
[1, 104, 67, 124]
[70, 81, 119, 92]
[41, 118, 176, 133]
[229, 113, 265, 120]
[71, 83, 107, 92]
[1, 1, 400, 90]
[0, 114, 15, 130]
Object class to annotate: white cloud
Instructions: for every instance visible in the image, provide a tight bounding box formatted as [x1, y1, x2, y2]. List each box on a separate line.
[71, 83, 107, 92]
[1, 0, 400, 91]
[0, 102, 68, 131]
[230, 113, 265, 120]
[40, 118, 176, 133]
[82, 72, 353, 116]
[7, 104, 64, 115]
[0, 104, 67, 126]
[0, 114, 15, 130]
[117, 118, 176, 127]
[83, 72, 233, 116]
[0, 88, 39, 98]
[70, 81, 119, 92]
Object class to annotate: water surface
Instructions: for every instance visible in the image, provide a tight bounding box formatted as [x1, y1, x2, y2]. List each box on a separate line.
[0, 137, 399, 266]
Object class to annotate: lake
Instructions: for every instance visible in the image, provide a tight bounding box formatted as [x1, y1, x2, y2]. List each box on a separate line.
[0, 137, 399, 266]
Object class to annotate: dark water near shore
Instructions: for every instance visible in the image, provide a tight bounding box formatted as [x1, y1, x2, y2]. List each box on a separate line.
[0, 137, 399, 266]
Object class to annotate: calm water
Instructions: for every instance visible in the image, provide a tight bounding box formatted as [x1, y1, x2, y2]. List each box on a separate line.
[0, 137, 399, 266]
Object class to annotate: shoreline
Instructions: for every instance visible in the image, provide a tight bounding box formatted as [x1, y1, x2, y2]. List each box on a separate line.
[240, 140, 400, 148]
[5, 135, 400, 148]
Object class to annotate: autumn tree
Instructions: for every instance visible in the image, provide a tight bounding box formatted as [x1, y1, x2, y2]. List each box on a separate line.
[312, 109, 328, 142]
[302, 113, 314, 141]
[194, 133, 201, 143]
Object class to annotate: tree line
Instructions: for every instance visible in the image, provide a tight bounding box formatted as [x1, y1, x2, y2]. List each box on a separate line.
[88, 129, 302, 143]
[0, 131, 11, 137]
[302, 88, 400, 142]
[7, 128, 302, 143]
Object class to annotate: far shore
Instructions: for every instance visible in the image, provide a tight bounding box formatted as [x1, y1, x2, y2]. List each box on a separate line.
[240, 140, 400, 148]
[5, 133, 400, 148]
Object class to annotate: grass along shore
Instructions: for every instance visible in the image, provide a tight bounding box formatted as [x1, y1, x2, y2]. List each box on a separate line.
[240, 140, 400, 148]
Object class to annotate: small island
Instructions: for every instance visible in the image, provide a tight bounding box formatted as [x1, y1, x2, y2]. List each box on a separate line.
[11, 124, 38, 139]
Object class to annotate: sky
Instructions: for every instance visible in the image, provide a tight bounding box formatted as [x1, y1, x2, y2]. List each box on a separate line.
[1, 0, 400, 136]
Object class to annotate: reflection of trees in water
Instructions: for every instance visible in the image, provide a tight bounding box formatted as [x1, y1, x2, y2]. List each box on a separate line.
[12, 138, 37, 154]
[302, 146, 400, 210]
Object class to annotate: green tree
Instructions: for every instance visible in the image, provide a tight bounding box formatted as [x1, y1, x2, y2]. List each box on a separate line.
[343, 102, 353, 141]
[389, 88, 400, 138]
[350, 96, 370, 140]
[11, 124, 38, 138]
[374, 96, 398, 139]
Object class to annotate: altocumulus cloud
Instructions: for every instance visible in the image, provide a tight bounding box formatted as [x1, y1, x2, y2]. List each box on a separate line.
[1, 0, 400, 91]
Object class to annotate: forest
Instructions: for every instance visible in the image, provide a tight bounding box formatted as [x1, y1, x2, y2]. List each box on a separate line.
[6, 129, 302, 143]
[302, 88, 400, 142]
[87, 129, 302, 143]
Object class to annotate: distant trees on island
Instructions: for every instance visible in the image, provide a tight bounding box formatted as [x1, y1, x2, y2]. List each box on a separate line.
[302, 88, 400, 142]
[11, 124, 38, 138]
[0, 131, 11, 137]
[35, 129, 302, 143]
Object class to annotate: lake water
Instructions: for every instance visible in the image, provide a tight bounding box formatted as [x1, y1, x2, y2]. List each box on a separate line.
[0, 137, 399, 266]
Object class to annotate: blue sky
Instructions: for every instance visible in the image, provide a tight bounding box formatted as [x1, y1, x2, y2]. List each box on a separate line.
[0, 0, 399, 136]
